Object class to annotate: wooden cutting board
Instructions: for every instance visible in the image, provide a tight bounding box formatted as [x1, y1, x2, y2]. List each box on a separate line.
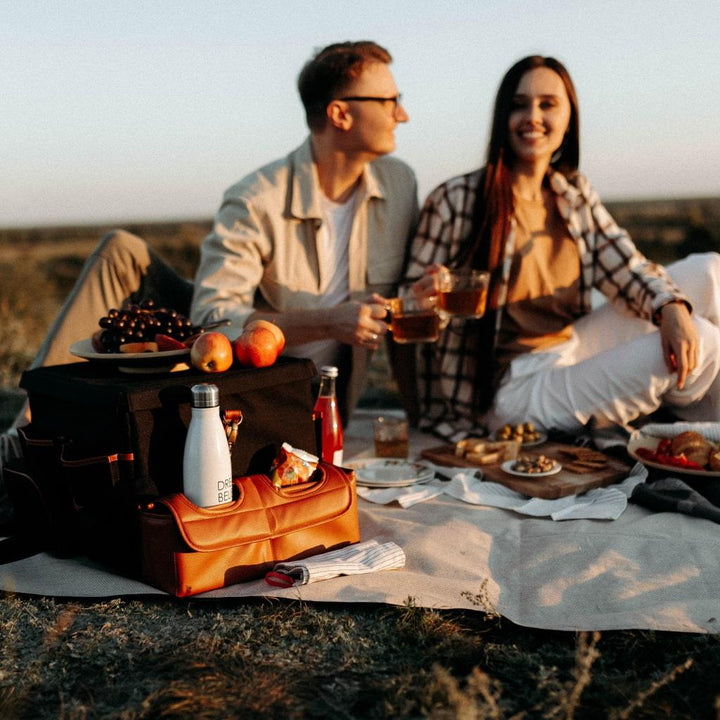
[421, 441, 632, 499]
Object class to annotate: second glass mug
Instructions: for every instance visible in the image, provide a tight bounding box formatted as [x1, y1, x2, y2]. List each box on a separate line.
[436, 268, 490, 319]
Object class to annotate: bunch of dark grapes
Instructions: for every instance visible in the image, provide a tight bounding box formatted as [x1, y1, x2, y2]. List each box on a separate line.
[96, 300, 198, 352]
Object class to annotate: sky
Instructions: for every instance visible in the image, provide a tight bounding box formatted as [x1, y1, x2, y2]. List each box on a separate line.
[2, 0, 719, 228]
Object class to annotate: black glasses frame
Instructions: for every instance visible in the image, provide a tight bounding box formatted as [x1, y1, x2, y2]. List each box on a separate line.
[336, 94, 403, 112]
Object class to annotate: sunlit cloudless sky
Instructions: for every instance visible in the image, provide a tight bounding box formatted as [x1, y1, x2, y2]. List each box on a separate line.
[2, 0, 719, 227]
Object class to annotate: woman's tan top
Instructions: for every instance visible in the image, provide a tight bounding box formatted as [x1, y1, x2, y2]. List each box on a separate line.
[495, 191, 581, 379]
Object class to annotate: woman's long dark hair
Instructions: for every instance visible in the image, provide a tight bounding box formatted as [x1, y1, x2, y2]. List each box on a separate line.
[460, 56, 581, 414]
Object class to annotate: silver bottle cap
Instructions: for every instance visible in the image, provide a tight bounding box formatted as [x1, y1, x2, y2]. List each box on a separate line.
[190, 383, 219, 408]
[320, 365, 338, 378]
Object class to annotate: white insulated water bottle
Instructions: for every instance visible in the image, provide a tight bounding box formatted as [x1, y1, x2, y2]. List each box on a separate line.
[183, 383, 233, 507]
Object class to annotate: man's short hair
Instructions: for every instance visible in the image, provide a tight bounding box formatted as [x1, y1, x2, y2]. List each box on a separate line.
[297, 41, 392, 132]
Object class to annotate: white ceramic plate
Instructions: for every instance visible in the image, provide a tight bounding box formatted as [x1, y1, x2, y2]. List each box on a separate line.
[347, 459, 435, 488]
[490, 431, 548, 447]
[70, 338, 191, 374]
[501, 459, 562, 478]
[627, 430, 720, 478]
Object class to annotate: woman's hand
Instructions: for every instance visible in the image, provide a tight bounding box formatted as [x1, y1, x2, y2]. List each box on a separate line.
[659, 301, 698, 390]
[411, 264, 446, 297]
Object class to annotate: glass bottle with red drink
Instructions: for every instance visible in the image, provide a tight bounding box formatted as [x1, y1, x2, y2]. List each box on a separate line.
[313, 365, 344, 465]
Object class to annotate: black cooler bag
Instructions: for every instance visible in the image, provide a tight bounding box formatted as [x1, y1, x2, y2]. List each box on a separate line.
[20, 356, 318, 496]
[12, 357, 318, 570]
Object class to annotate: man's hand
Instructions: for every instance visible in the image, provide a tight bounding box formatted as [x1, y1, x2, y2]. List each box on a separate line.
[659, 301, 698, 390]
[331, 293, 389, 350]
[247, 294, 389, 350]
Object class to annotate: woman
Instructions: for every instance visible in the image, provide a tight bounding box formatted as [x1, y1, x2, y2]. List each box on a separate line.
[403, 56, 720, 440]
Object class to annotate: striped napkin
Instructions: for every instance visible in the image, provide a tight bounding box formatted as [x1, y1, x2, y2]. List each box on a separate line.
[268, 539, 406, 586]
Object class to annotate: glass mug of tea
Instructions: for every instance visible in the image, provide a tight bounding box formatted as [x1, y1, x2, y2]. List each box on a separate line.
[386, 284, 440, 343]
[437, 269, 490, 319]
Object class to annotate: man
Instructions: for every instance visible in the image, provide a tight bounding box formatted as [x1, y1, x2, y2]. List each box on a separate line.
[191, 41, 418, 417]
[1, 41, 417, 473]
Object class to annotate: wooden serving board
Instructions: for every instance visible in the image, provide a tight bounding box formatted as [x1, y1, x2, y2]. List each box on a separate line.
[421, 441, 632, 499]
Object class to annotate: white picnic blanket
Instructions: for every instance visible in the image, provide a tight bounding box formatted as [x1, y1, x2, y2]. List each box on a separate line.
[1, 412, 719, 633]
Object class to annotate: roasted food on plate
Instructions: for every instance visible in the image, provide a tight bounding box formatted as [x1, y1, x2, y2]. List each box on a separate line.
[634, 429, 720, 471]
[511, 454, 557, 474]
[669, 431, 714, 467]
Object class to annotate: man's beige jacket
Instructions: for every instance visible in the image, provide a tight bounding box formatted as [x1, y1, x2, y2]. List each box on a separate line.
[191, 137, 418, 413]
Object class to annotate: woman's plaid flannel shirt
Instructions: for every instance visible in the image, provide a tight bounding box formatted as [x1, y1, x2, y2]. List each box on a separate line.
[404, 169, 688, 441]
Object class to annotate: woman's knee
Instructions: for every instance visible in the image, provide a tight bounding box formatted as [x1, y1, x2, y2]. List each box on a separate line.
[667, 252, 720, 322]
[694, 316, 720, 371]
[689, 251, 720, 280]
[668, 252, 720, 289]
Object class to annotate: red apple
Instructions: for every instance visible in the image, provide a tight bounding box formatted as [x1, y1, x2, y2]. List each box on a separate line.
[232, 326, 281, 368]
[233, 335, 250, 366]
[243, 320, 285, 353]
[190, 331, 233, 373]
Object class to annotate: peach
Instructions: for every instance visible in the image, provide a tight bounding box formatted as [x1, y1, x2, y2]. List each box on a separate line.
[233, 326, 281, 368]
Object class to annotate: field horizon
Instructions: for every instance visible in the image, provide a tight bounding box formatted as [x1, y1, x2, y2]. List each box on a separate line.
[2, 191, 719, 232]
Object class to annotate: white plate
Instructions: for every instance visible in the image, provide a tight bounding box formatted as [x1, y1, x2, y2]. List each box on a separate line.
[70, 338, 191, 374]
[346, 459, 435, 488]
[627, 429, 720, 478]
[490, 430, 548, 447]
[501, 459, 562, 478]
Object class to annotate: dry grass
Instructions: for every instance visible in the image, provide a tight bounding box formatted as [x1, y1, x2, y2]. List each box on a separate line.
[0, 595, 718, 719]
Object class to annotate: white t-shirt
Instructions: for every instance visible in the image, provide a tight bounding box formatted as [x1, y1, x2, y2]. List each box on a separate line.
[284, 189, 356, 370]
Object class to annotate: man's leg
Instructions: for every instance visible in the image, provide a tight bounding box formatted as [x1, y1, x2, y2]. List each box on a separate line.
[31, 230, 193, 368]
[2, 230, 192, 486]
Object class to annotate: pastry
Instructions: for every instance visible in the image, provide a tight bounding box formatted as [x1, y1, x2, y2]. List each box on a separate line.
[670, 431, 714, 467]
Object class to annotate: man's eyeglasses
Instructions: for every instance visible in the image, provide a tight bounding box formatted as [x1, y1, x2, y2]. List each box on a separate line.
[337, 94, 403, 114]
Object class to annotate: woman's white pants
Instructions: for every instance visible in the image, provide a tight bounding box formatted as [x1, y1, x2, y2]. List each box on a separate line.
[487, 253, 720, 432]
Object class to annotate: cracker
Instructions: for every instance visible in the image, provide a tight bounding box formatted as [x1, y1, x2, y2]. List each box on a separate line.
[466, 450, 502, 465]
